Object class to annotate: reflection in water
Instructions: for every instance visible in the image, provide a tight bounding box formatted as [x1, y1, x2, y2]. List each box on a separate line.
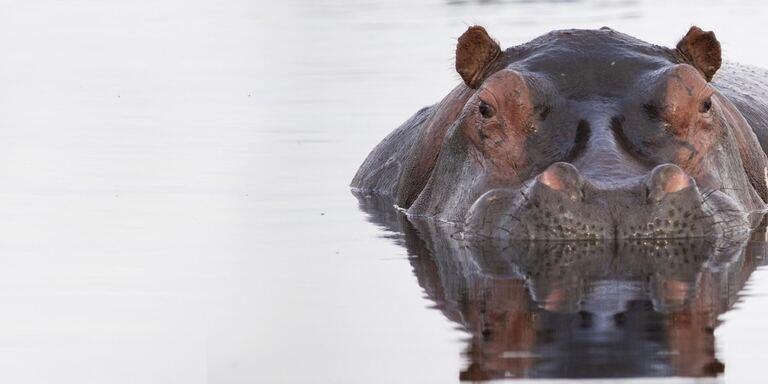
[355, 193, 767, 380]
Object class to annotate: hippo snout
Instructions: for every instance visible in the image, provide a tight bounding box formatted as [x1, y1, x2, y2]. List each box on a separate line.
[465, 162, 744, 240]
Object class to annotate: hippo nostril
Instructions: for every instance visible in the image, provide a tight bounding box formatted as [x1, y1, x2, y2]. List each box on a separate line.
[645, 164, 694, 203]
[538, 162, 584, 202]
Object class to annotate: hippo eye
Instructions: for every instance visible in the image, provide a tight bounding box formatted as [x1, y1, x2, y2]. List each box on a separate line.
[699, 98, 712, 114]
[479, 100, 495, 118]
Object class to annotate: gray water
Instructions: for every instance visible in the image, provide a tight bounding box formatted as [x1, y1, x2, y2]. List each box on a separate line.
[2, 0, 768, 383]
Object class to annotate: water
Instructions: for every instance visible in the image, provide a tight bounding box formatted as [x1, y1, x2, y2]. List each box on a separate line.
[1, 0, 768, 383]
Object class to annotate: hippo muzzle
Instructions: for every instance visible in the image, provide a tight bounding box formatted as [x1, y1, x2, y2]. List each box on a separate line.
[466, 162, 747, 240]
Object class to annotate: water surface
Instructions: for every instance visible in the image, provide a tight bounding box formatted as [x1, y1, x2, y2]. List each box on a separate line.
[2, 0, 768, 383]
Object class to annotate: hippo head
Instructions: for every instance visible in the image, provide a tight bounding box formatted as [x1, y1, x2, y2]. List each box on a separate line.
[352, 26, 768, 240]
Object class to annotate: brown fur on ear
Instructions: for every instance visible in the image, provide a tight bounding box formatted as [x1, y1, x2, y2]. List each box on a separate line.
[456, 26, 501, 88]
[676, 26, 721, 82]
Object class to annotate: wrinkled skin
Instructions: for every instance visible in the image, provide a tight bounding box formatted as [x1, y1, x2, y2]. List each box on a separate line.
[356, 194, 766, 379]
[352, 26, 768, 240]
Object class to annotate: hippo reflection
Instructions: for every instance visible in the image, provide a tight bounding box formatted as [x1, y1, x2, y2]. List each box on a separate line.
[356, 194, 767, 380]
[352, 26, 768, 239]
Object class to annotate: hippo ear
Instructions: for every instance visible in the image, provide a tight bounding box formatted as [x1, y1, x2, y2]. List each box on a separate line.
[676, 26, 721, 82]
[456, 26, 502, 88]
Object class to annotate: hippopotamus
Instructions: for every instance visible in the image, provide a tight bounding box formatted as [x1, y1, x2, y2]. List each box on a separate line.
[352, 26, 768, 240]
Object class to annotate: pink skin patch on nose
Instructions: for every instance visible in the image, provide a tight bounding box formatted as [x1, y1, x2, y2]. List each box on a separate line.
[664, 172, 691, 193]
[539, 170, 565, 191]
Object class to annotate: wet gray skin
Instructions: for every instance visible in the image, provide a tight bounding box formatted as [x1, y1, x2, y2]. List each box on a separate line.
[355, 194, 764, 379]
[352, 26, 768, 240]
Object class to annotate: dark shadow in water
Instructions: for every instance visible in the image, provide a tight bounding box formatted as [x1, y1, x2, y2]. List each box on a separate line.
[355, 193, 768, 380]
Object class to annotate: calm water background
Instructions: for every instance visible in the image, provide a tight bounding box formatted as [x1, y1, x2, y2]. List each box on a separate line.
[1, 0, 768, 383]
